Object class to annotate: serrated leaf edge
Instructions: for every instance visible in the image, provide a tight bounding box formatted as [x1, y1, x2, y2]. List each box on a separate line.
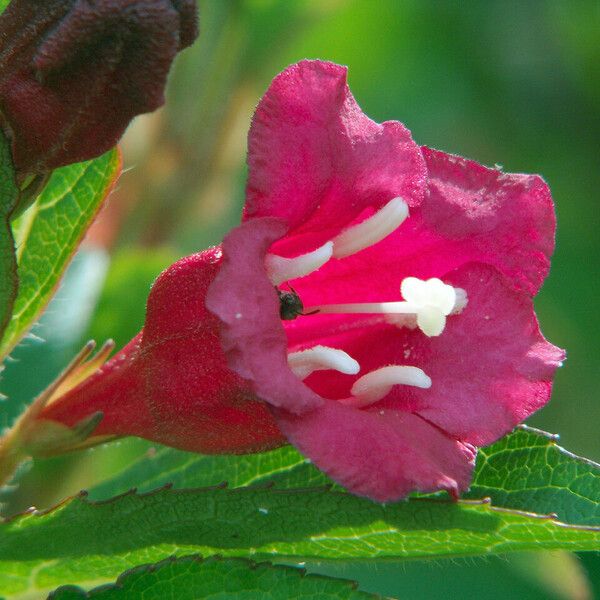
[48, 555, 387, 599]
[4, 483, 600, 533]
[0, 148, 123, 361]
[514, 425, 600, 472]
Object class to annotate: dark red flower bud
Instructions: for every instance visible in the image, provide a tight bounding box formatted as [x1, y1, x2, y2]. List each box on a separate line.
[0, 0, 199, 175]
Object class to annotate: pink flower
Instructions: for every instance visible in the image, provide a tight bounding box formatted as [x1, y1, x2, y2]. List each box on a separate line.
[39, 60, 564, 503]
[206, 61, 564, 501]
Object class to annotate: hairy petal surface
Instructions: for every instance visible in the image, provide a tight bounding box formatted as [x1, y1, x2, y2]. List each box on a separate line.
[278, 148, 557, 320]
[416, 147, 556, 294]
[412, 263, 565, 445]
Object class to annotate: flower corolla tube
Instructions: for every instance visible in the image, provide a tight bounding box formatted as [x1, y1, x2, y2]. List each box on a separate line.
[39, 61, 564, 502]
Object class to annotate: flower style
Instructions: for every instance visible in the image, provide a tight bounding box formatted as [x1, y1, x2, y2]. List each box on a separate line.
[37, 60, 564, 502]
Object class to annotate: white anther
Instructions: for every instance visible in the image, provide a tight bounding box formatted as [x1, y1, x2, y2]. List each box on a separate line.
[342, 365, 431, 408]
[400, 277, 458, 337]
[288, 345, 360, 380]
[266, 242, 333, 286]
[332, 197, 409, 259]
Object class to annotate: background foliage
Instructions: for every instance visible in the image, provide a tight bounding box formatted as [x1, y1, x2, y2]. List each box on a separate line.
[1, 0, 599, 598]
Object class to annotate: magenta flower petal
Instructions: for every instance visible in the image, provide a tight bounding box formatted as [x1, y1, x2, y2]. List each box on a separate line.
[273, 402, 476, 503]
[244, 60, 427, 245]
[206, 60, 564, 501]
[274, 148, 557, 311]
[417, 147, 556, 294]
[412, 263, 565, 444]
[206, 217, 324, 415]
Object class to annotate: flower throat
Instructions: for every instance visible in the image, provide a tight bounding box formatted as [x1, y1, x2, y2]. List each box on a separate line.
[267, 198, 468, 408]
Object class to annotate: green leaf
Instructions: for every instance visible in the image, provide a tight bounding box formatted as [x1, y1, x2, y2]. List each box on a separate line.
[0, 150, 121, 359]
[467, 426, 600, 526]
[310, 551, 592, 600]
[0, 487, 599, 597]
[90, 427, 600, 527]
[0, 0, 9, 15]
[48, 556, 377, 600]
[0, 131, 19, 339]
[89, 444, 327, 501]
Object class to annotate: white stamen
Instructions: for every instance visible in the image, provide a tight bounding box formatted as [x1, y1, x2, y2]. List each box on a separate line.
[342, 365, 431, 408]
[266, 242, 333, 285]
[332, 197, 409, 259]
[288, 345, 360, 380]
[305, 278, 467, 338]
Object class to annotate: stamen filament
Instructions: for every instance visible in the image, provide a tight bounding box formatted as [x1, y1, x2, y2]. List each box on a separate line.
[288, 345, 360, 380]
[341, 365, 431, 408]
[266, 242, 333, 285]
[332, 197, 409, 259]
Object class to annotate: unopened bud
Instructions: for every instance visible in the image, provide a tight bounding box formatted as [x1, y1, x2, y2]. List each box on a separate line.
[0, 0, 199, 175]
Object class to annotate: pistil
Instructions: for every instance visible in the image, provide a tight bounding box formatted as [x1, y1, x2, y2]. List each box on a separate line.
[305, 278, 467, 337]
[263, 194, 467, 337]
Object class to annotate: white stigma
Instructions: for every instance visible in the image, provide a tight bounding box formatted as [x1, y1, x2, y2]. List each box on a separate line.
[400, 277, 457, 337]
[266, 242, 333, 286]
[288, 345, 360, 380]
[341, 365, 431, 408]
[332, 197, 409, 259]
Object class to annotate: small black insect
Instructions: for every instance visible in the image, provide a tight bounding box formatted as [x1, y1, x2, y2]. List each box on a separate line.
[276, 286, 319, 320]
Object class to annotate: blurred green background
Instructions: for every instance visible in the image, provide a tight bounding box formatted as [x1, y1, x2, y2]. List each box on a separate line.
[1, 0, 599, 597]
